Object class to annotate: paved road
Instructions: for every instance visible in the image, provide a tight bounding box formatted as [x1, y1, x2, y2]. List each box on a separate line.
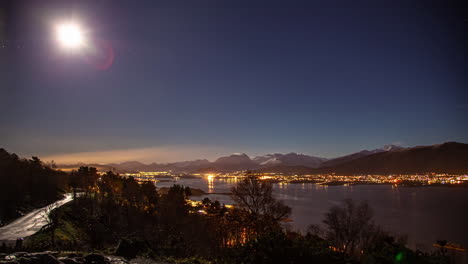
[0, 194, 73, 241]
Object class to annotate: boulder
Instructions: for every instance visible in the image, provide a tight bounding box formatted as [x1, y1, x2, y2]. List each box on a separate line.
[11, 253, 28, 258]
[84, 253, 108, 264]
[18, 253, 62, 264]
[16, 258, 33, 264]
[66, 253, 82, 258]
[58, 257, 80, 264]
[25, 257, 39, 264]
[14, 256, 35, 264]
[114, 239, 140, 260]
[73, 258, 85, 264]
[22, 253, 43, 258]
[39, 254, 62, 264]
[0, 261, 20, 264]
[104, 256, 127, 264]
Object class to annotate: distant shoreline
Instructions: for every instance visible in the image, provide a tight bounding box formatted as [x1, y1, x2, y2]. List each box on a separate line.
[158, 178, 468, 189]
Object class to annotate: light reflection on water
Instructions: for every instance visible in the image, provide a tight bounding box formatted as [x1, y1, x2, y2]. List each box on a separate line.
[207, 175, 214, 192]
[155, 177, 468, 250]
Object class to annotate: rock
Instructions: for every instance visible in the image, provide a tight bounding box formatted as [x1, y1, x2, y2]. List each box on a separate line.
[16, 258, 34, 264]
[0, 260, 20, 264]
[105, 256, 127, 264]
[43, 251, 59, 257]
[20, 253, 62, 264]
[22, 253, 43, 258]
[25, 257, 40, 264]
[66, 253, 82, 258]
[114, 239, 140, 260]
[40, 254, 62, 264]
[84, 253, 108, 264]
[58, 257, 80, 264]
[73, 258, 85, 264]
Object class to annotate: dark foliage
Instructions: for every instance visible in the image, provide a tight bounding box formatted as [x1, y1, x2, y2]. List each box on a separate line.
[323, 199, 374, 254]
[226, 230, 353, 264]
[0, 148, 68, 224]
[0, 149, 453, 263]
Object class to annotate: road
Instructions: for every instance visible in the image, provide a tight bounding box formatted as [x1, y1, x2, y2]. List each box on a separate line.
[0, 194, 73, 241]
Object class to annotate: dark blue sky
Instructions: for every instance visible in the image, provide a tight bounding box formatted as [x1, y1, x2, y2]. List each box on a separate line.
[1, 1, 466, 163]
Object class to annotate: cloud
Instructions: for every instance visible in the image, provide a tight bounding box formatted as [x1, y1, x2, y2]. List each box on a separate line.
[40, 145, 296, 164]
[42, 145, 232, 164]
[41, 144, 301, 165]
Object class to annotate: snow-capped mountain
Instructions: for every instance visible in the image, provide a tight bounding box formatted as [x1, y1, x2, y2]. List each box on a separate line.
[314, 142, 468, 174]
[57, 144, 408, 173]
[320, 144, 404, 168]
[253, 153, 327, 168]
[256, 156, 282, 166]
[380, 144, 404, 152]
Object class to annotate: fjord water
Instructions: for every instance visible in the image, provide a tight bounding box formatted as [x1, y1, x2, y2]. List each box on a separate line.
[156, 177, 468, 251]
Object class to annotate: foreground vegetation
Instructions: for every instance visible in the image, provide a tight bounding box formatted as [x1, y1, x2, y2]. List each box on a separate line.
[6, 169, 450, 263]
[0, 149, 68, 225]
[0, 148, 455, 263]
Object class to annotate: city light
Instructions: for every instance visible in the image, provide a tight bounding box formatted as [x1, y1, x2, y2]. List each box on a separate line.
[118, 170, 467, 187]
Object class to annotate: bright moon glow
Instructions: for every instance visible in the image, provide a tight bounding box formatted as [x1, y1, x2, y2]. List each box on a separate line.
[56, 23, 84, 48]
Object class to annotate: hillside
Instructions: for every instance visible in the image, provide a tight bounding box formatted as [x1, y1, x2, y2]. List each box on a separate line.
[257, 142, 468, 175]
[317, 142, 468, 175]
[320, 144, 403, 168]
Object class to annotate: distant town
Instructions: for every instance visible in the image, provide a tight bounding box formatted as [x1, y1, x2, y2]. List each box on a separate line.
[116, 170, 468, 187]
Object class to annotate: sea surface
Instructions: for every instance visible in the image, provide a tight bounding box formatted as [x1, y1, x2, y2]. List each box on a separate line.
[155, 177, 468, 251]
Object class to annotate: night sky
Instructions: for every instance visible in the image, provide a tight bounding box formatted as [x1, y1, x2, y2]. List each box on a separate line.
[1, 1, 466, 163]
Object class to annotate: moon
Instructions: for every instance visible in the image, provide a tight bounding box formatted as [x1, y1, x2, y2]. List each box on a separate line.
[56, 23, 84, 48]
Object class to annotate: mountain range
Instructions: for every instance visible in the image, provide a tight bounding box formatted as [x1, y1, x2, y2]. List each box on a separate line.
[56, 142, 468, 174]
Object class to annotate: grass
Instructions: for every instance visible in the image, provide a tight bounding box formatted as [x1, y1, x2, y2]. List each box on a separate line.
[25, 202, 89, 250]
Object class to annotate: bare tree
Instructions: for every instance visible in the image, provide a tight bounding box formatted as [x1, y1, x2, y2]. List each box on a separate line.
[231, 174, 291, 221]
[41, 205, 59, 247]
[323, 199, 374, 254]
